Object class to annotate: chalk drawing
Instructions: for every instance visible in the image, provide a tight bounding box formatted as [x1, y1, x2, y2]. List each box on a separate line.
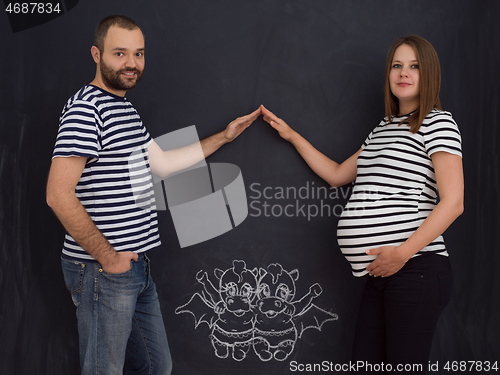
[175, 260, 338, 362]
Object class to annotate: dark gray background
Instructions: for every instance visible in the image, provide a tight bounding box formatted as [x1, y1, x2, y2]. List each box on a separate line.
[1, 1, 498, 374]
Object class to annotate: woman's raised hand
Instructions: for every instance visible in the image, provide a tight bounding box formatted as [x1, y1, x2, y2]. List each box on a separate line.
[261, 105, 297, 142]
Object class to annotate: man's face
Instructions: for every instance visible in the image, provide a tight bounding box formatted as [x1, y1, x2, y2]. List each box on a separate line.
[97, 26, 145, 95]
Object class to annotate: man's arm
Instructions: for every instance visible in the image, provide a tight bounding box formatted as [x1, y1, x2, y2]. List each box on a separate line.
[46, 156, 138, 272]
[148, 107, 261, 178]
[200, 107, 261, 158]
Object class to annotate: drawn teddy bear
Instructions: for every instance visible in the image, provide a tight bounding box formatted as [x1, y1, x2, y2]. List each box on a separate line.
[253, 263, 323, 361]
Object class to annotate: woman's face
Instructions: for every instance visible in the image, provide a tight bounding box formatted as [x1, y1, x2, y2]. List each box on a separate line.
[389, 44, 420, 114]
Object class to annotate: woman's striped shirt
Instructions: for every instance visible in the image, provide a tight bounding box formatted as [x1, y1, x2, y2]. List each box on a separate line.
[52, 85, 160, 261]
[337, 109, 462, 277]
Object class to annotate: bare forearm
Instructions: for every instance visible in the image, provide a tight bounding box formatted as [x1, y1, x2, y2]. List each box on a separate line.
[366, 152, 464, 277]
[200, 131, 228, 159]
[46, 156, 137, 272]
[262, 106, 358, 187]
[288, 131, 359, 188]
[289, 131, 339, 183]
[150, 109, 259, 178]
[400, 152, 464, 259]
[152, 142, 206, 178]
[48, 193, 117, 265]
[366, 201, 463, 277]
[201, 108, 260, 158]
[398, 200, 464, 260]
[150, 133, 228, 178]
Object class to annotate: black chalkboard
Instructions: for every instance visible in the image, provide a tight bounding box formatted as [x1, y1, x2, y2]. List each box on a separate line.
[1, 1, 498, 374]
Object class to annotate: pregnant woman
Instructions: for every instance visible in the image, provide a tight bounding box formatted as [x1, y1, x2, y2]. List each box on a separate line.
[262, 35, 463, 374]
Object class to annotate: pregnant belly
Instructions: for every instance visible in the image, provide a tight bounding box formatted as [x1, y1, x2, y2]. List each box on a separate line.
[337, 201, 421, 276]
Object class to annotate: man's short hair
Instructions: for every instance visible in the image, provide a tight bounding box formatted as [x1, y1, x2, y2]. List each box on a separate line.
[94, 15, 142, 53]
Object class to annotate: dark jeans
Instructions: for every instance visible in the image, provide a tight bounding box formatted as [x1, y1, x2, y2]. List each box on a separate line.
[351, 253, 453, 375]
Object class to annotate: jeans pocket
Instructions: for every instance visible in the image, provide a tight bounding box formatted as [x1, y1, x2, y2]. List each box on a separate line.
[61, 258, 85, 307]
[100, 262, 134, 277]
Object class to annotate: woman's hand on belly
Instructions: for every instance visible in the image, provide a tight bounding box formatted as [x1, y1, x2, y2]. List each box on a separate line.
[365, 246, 409, 277]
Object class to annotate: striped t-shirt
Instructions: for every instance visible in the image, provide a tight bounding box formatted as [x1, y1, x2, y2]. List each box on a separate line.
[337, 109, 462, 277]
[53, 85, 160, 261]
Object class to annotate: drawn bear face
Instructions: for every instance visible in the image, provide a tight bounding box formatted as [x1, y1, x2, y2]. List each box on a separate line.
[256, 264, 298, 322]
[216, 260, 258, 316]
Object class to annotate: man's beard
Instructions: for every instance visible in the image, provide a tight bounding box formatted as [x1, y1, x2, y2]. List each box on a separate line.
[99, 58, 143, 92]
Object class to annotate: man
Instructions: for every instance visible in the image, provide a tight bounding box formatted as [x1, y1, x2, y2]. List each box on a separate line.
[46, 15, 260, 374]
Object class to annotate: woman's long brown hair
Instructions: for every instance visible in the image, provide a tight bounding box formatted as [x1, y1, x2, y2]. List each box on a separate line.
[384, 35, 442, 133]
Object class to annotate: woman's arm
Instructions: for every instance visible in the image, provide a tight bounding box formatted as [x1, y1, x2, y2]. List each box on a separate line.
[366, 151, 464, 277]
[261, 105, 360, 188]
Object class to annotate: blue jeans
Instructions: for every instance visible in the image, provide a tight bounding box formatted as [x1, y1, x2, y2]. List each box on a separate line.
[61, 254, 172, 375]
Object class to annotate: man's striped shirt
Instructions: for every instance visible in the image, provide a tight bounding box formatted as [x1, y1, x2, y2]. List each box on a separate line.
[337, 109, 462, 276]
[53, 85, 160, 261]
